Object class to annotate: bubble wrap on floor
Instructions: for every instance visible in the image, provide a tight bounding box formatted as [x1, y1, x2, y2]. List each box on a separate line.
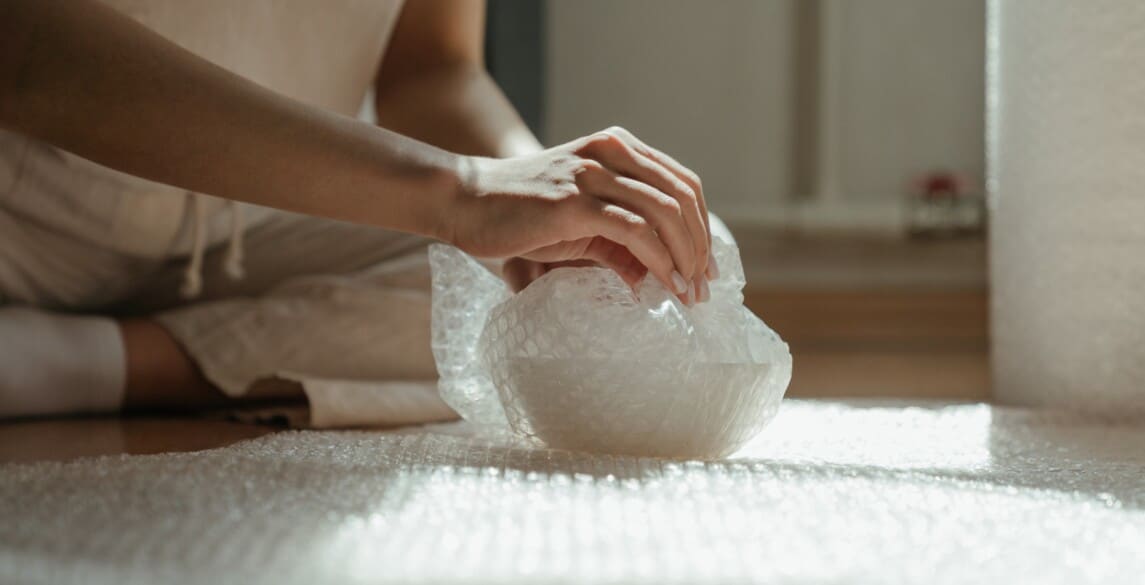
[2, 400, 1144, 584]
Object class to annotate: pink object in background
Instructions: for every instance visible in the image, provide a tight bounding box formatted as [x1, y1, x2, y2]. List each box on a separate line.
[906, 170, 985, 237]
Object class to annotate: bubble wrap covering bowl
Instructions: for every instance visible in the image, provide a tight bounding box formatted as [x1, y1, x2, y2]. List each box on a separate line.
[430, 237, 792, 458]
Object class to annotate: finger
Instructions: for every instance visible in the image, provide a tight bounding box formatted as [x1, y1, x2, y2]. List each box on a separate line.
[605, 127, 709, 232]
[606, 127, 717, 279]
[578, 236, 648, 290]
[582, 133, 710, 285]
[579, 168, 696, 300]
[642, 145, 716, 279]
[501, 257, 546, 293]
[572, 201, 686, 300]
[615, 147, 710, 301]
[531, 242, 647, 290]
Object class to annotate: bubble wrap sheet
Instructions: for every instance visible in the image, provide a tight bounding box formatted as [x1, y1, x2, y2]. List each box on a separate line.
[2, 400, 1145, 584]
[430, 237, 791, 457]
[989, 0, 1145, 411]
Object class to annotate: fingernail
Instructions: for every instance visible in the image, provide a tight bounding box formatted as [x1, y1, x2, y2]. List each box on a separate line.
[686, 281, 696, 306]
[698, 277, 710, 302]
[670, 271, 688, 294]
[707, 251, 720, 279]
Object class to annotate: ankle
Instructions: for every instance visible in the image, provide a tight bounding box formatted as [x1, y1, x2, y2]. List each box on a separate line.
[119, 319, 225, 411]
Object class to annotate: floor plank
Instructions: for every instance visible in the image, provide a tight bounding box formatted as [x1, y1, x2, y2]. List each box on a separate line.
[730, 230, 990, 401]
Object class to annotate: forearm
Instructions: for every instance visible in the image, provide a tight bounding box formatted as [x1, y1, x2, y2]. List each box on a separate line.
[374, 63, 543, 159]
[0, 0, 458, 238]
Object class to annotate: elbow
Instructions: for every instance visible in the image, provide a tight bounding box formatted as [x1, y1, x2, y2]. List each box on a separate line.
[375, 58, 486, 101]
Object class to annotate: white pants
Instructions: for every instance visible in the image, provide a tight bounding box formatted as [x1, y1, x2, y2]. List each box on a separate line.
[0, 204, 457, 427]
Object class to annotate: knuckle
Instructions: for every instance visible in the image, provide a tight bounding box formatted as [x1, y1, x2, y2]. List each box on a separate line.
[554, 182, 580, 200]
[675, 181, 697, 203]
[575, 158, 606, 175]
[605, 125, 632, 139]
[619, 212, 649, 234]
[690, 172, 704, 191]
[695, 240, 710, 261]
[658, 195, 683, 216]
[587, 131, 624, 152]
[552, 153, 579, 167]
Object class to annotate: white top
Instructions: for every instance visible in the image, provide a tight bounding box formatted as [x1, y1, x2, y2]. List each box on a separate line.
[0, 0, 405, 258]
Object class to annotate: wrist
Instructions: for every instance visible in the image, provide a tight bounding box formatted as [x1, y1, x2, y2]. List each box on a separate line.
[427, 153, 476, 246]
[376, 145, 472, 245]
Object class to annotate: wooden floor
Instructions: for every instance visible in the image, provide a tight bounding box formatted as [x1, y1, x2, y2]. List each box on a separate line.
[737, 231, 989, 401]
[744, 289, 988, 400]
[0, 233, 989, 464]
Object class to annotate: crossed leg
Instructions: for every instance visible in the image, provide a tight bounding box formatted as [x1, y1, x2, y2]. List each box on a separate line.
[1, 208, 439, 418]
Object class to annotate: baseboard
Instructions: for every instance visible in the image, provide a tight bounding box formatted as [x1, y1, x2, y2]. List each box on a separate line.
[716, 200, 908, 237]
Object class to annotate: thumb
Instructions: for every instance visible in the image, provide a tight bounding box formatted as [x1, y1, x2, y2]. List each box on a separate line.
[501, 257, 546, 293]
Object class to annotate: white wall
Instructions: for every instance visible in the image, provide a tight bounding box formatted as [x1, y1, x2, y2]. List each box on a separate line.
[835, 0, 985, 203]
[545, 0, 985, 232]
[545, 0, 795, 225]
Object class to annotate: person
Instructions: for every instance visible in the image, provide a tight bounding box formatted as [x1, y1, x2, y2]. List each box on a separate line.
[0, 0, 718, 422]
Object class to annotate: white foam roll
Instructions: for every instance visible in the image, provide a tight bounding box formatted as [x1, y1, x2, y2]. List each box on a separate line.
[988, 0, 1145, 412]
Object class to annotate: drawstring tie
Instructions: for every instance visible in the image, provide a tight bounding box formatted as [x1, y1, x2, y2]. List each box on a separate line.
[180, 194, 246, 298]
[224, 202, 246, 280]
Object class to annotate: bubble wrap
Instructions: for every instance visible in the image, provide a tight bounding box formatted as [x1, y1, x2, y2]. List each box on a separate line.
[429, 237, 792, 457]
[2, 400, 1145, 584]
[988, 0, 1145, 412]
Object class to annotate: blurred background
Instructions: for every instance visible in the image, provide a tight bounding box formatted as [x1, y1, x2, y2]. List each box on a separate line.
[487, 0, 989, 400]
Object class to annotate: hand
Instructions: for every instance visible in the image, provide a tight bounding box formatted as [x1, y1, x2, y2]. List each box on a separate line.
[500, 257, 602, 294]
[447, 127, 714, 304]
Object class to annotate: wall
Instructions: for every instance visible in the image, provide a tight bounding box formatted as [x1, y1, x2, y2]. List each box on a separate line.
[832, 0, 986, 215]
[545, 0, 985, 232]
[545, 0, 795, 225]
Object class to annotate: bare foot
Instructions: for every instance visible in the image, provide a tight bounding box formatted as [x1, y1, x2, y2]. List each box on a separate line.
[118, 319, 304, 412]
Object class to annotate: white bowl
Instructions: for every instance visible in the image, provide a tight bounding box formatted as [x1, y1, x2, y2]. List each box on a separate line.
[493, 357, 785, 458]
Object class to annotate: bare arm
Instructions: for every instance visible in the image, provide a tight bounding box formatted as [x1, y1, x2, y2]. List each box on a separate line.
[0, 0, 711, 298]
[0, 0, 458, 238]
[372, 1, 714, 296]
[374, 0, 541, 159]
